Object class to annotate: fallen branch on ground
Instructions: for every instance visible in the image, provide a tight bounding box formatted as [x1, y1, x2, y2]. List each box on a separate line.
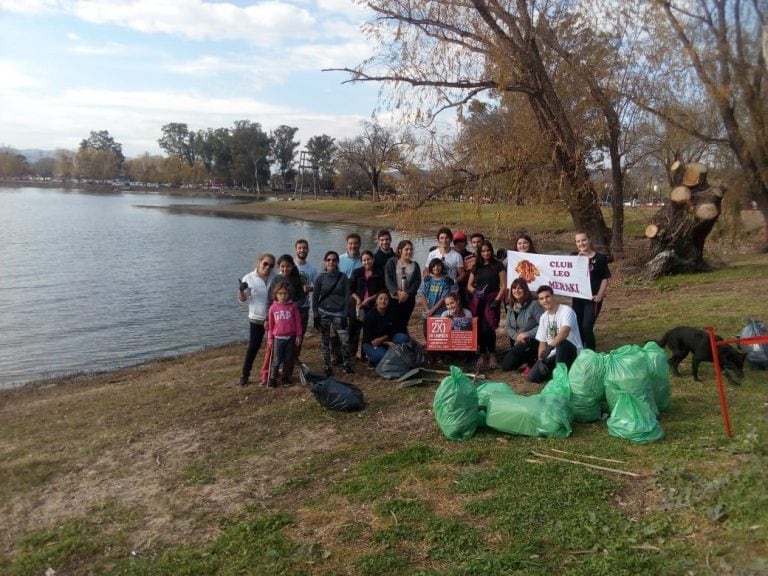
[530, 451, 642, 477]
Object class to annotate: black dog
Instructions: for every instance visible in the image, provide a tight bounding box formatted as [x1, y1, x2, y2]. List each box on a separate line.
[658, 326, 746, 383]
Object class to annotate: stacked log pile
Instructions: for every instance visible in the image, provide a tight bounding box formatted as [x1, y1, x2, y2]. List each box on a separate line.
[644, 161, 726, 278]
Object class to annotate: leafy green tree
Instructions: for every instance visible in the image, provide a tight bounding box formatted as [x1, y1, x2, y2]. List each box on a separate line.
[79, 130, 124, 166]
[306, 134, 338, 191]
[270, 125, 299, 189]
[77, 130, 124, 181]
[231, 121, 272, 193]
[158, 123, 197, 166]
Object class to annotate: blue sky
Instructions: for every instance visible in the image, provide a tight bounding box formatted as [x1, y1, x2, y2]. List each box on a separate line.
[0, 0, 385, 157]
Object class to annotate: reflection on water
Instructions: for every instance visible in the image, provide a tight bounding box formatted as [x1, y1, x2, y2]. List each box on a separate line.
[0, 187, 431, 387]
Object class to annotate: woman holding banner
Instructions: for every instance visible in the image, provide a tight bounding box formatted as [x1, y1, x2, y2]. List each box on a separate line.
[572, 231, 611, 350]
[467, 240, 506, 370]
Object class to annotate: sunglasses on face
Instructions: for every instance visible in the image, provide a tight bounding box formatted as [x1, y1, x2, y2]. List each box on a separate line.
[262, 262, 275, 268]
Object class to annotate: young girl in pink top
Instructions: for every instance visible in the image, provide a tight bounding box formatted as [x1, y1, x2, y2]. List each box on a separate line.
[264, 280, 303, 387]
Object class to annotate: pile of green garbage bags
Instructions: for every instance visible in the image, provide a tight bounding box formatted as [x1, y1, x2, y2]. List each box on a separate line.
[433, 342, 670, 443]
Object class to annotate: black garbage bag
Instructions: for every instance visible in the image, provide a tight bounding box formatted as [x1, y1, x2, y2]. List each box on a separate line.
[299, 364, 365, 411]
[375, 341, 425, 379]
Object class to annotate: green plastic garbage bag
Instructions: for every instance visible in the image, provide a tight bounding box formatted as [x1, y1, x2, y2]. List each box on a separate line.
[433, 366, 479, 440]
[604, 345, 658, 417]
[567, 349, 606, 423]
[476, 381, 516, 407]
[541, 364, 570, 400]
[485, 392, 572, 438]
[607, 390, 664, 443]
[475, 381, 516, 428]
[642, 341, 671, 412]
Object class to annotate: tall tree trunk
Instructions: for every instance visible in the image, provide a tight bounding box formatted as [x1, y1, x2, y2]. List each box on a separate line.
[523, 60, 613, 256]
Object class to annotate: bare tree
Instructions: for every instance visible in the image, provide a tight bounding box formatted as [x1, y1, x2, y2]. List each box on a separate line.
[336, 121, 410, 201]
[643, 0, 768, 252]
[329, 0, 614, 251]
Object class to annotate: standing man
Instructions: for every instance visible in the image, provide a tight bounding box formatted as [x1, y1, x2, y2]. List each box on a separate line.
[373, 229, 396, 273]
[423, 227, 465, 284]
[293, 238, 318, 335]
[528, 285, 583, 383]
[339, 233, 363, 278]
[335, 233, 363, 364]
[464, 232, 485, 273]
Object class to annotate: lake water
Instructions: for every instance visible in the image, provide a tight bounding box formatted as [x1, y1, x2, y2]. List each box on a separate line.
[0, 187, 431, 388]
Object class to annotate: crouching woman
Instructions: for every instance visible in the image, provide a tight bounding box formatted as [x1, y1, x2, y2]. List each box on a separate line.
[362, 292, 410, 367]
[501, 278, 543, 373]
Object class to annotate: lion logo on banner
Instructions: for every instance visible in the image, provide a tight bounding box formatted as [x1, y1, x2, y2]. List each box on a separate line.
[515, 260, 540, 283]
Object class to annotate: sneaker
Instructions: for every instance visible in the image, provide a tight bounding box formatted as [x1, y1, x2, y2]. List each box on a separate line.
[332, 357, 344, 366]
[267, 379, 278, 388]
[282, 378, 293, 387]
[238, 377, 250, 387]
[343, 363, 355, 375]
[488, 355, 499, 369]
[324, 366, 333, 377]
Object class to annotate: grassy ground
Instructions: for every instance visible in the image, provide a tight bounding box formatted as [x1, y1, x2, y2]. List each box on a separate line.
[1, 203, 767, 575]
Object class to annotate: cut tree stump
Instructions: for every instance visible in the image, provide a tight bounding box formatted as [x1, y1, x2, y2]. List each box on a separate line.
[644, 162, 726, 278]
[670, 186, 692, 205]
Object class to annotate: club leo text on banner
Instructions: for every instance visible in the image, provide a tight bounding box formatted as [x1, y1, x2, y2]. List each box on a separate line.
[425, 317, 478, 351]
[506, 251, 592, 299]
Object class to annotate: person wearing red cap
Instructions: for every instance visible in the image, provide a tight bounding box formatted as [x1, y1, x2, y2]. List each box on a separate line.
[452, 232, 470, 258]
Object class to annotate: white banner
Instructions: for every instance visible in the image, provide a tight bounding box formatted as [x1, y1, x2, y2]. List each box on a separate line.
[506, 251, 592, 299]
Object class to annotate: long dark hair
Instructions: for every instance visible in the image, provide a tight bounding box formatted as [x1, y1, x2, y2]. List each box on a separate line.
[509, 277, 533, 305]
[475, 240, 497, 269]
[275, 253, 303, 301]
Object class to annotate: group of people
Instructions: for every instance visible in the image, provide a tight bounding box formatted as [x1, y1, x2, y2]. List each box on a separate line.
[236, 227, 610, 387]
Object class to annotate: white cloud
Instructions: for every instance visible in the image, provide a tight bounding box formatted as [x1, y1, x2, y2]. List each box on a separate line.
[72, 0, 319, 45]
[288, 40, 373, 69]
[0, 82, 370, 154]
[0, 60, 44, 88]
[0, 0, 67, 14]
[315, 0, 369, 19]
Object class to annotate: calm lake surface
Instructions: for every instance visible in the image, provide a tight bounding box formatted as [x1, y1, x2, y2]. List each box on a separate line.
[0, 187, 430, 388]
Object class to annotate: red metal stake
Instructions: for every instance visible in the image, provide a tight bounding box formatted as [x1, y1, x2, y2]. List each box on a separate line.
[705, 326, 732, 438]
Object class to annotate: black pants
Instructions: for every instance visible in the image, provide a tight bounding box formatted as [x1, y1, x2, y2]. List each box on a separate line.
[527, 340, 578, 383]
[501, 338, 538, 371]
[392, 297, 415, 335]
[241, 320, 265, 380]
[476, 300, 497, 354]
[269, 338, 295, 384]
[572, 298, 603, 351]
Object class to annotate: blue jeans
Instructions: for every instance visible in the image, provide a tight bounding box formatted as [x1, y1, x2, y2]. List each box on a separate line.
[363, 333, 411, 366]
